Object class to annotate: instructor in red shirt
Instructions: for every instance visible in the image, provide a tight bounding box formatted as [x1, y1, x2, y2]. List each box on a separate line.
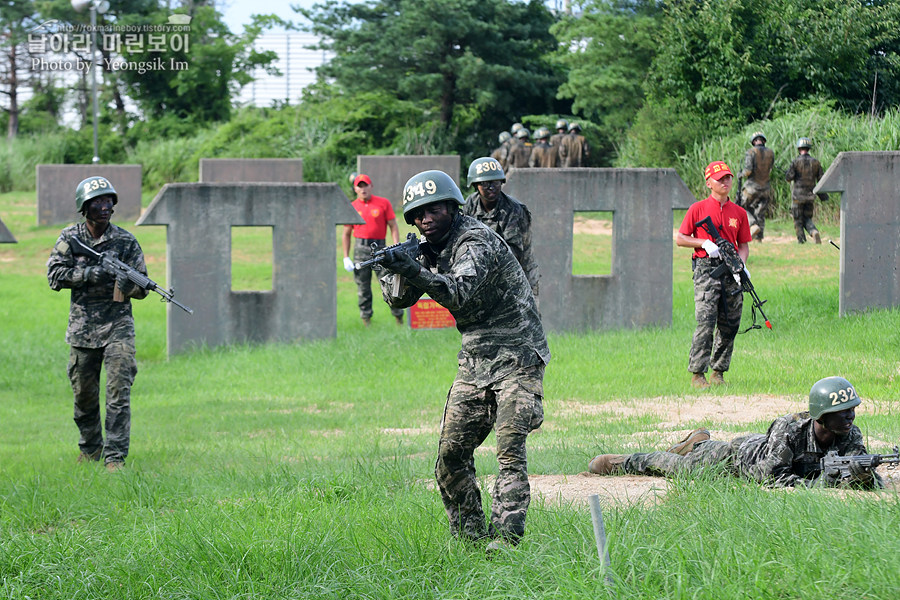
[342, 174, 404, 326]
[676, 161, 751, 389]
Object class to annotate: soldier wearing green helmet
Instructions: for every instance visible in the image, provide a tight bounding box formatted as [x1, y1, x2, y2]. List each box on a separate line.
[47, 176, 151, 473]
[490, 131, 512, 171]
[587, 376, 882, 489]
[559, 121, 590, 167]
[528, 127, 558, 168]
[462, 157, 539, 298]
[549, 118, 568, 156]
[738, 131, 775, 241]
[379, 170, 550, 550]
[785, 136, 825, 244]
[507, 127, 532, 168]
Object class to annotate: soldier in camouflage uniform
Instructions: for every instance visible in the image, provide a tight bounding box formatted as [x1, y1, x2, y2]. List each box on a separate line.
[785, 137, 825, 244]
[738, 131, 775, 241]
[463, 157, 540, 299]
[47, 176, 150, 472]
[490, 131, 513, 172]
[506, 128, 533, 169]
[588, 376, 883, 489]
[528, 128, 558, 168]
[378, 170, 550, 547]
[559, 122, 590, 167]
[548, 119, 568, 159]
[676, 161, 751, 389]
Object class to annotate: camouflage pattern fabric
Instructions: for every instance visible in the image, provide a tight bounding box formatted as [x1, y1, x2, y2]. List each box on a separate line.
[740, 145, 775, 239]
[528, 140, 559, 168]
[491, 141, 511, 172]
[462, 191, 540, 299]
[623, 412, 882, 489]
[352, 240, 403, 320]
[790, 202, 818, 243]
[786, 153, 824, 242]
[47, 222, 148, 464]
[558, 133, 590, 167]
[688, 257, 743, 374]
[507, 139, 532, 169]
[380, 214, 549, 541]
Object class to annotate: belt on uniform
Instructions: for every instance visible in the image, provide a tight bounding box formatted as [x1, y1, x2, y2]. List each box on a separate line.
[356, 238, 384, 246]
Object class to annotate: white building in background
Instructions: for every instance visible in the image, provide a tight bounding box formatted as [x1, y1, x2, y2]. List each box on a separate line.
[237, 31, 331, 106]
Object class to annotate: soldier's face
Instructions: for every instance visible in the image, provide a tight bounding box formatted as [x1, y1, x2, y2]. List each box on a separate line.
[410, 201, 454, 243]
[85, 195, 114, 224]
[819, 407, 856, 436]
[476, 180, 502, 204]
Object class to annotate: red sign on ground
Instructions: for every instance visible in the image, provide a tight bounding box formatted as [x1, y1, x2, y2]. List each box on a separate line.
[409, 297, 456, 329]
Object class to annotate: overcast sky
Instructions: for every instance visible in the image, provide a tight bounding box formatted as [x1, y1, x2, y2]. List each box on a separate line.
[219, 0, 316, 34]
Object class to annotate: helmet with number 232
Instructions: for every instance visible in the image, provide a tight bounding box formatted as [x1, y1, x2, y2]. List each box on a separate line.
[467, 157, 505, 187]
[808, 376, 861, 419]
[75, 176, 118, 212]
[402, 170, 465, 225]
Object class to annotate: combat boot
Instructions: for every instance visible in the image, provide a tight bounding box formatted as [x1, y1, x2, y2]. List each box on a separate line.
[362, 317, 371, 327]
[667, 428, 710, 456]
[812, 230, 822, 244]
[105, 461, 124, 473]
[691, 373, 710, 389]
[77, 448, 102, 463]
[588, 454, 626, 475]
[749, 224, 760, 239]
[710, 370, 726, 385]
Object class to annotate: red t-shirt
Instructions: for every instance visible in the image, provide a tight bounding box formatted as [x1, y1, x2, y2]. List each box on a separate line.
[679, 195, 751, 259]
[351, 195, 395, 240]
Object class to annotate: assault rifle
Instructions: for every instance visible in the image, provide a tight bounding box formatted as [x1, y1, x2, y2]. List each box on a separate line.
[695, 216, 771, 331]
[821, 446, 900, 482]
[354, 232, 422, 271]
[736, 176, 744, 206]
[70, 236, 193, 314]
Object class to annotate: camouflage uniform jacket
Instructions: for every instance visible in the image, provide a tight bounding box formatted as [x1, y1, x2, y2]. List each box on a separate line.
[47, 222, 149, 348]
[559, 133, 590, 167]
[528, 141, 558, 168]
[785, 154, 824, 203]
[380, 215, 550, 386]
[736, 411, 877, 488]
[462, 191, 540, 296]
[740, 145, 775, 192]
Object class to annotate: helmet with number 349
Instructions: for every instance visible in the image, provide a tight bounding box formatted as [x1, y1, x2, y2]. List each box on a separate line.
[401, 170, 465, 225]
[75, 176, 118, 212]
[808, 376, 861, 419]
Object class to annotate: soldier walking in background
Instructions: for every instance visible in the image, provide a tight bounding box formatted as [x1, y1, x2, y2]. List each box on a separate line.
[738, 131, 775, 241]
[463, 157, 540, 299]
[549, 118, 568, 161]
[507, 127, 533, 169]
[342, 174, 404, 326]
[47, 176, 150, 472]
[528, 128, 558, 168]
[491, 131, 512, 171]
[378, 170, 549, 550]
[559, 121, 590, 167]
[785, 137, 825, 244]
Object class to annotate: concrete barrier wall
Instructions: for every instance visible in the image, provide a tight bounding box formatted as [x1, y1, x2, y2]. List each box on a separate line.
[37, 165, 142, 225]
[357, 155, 460, 215]
[0, 216, 15, 242]
[136, 183, 363, 357]
[199, 158, 303, 183]
[815, 151, 900, 316]
[505, 168, 695, 332]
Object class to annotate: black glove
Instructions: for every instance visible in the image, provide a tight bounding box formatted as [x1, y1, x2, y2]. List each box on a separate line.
[83, 266, 106, 284]
[380, 249, 421, 279]
[116, 273, 142, 297]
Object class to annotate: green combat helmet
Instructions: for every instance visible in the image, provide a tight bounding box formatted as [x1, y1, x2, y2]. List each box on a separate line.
[510, 122, 524, 134]
[515, 128, 530, 140]
[555, 118, 568, 131]
[401, 170, 465, 225]
[535, 127, 550, 140]
[808, 376, 861, 419]
[797, 137, 812, 149]
[750, 131, 767, 145]
[498, 131, 512, 144]
[467, 157, 505, 188]
[75, 176, 117, 213]
[568, 122, 582, 132]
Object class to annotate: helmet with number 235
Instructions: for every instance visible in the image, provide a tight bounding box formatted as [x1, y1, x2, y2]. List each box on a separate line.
[75, 176, 118, 212]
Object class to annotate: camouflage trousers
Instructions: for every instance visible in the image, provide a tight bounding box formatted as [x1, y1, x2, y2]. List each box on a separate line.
[435, 364, 545, 542]
[742, 187, 772, 240]
[68, 341, 137, 464]
[623, 437, 752, 477]
[353, 241, 403, 320]
[791, 201, 818, 243]
[688, 259, 743, 374]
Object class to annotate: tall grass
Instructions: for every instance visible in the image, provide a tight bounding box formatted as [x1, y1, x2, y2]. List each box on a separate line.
[2, 190, 899, 599]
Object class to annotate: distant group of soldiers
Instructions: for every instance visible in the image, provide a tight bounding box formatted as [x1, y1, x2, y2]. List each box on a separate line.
[491, 119, 590, 170]
[737, 131, 828, 244]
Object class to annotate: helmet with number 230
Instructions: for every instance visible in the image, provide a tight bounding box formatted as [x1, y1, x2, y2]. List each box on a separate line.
[467, 157, 506, 187]
[402, 170, 465, 225]
[75, 176, 118, 212]
[808, 376, 861, 419]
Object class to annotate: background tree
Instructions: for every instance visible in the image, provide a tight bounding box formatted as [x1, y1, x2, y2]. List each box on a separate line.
[0, 0, 42, 138]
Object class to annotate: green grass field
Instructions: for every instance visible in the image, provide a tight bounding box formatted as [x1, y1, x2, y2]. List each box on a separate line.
[1, 190, 898, 599]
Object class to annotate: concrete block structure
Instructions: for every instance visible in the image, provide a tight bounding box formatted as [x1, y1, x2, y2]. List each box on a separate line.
[37, 165, 142, 225]
[356, 155, 460, 215]
[199, 158, 303, 183]
[136, 183, 363, 357]
[505, 168, 696, 332]
[815, 151, 900, 316]
[0, 216, 15, 242]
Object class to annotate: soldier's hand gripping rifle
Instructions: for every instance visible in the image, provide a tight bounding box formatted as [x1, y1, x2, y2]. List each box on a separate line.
[821, 446, 899, 483]
[70, 236, 193, 314]
[354, 232, 422, 271]
[695, 216, 771, 331]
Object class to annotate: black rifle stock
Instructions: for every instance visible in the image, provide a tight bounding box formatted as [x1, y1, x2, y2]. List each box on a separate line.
[354, 232, 422, 271]
[821, 446, 900, 482]
[694, 216, 771, 331]
[70, 236, 193, 314]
